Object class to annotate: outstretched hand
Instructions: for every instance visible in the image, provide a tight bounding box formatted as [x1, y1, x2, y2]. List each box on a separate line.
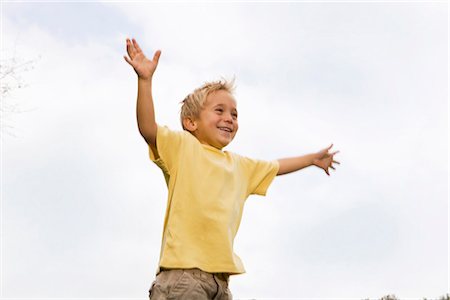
[124, 38, 161, 80]
[313, 144, 340, 176]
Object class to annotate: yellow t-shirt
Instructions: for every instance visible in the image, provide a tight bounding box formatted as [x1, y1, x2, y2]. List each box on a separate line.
[149, 125, 279, 274]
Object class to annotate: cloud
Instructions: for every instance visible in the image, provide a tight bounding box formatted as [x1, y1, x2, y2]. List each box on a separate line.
[4, 2, 141, 45]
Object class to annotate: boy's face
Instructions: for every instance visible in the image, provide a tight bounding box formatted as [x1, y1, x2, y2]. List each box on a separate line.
[190, 90, 238, 150]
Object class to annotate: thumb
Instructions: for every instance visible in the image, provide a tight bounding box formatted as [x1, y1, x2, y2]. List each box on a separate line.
[153, 50, 162, 63]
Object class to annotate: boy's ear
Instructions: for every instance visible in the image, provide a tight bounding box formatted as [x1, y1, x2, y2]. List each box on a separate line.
[182, 117, 198, 132]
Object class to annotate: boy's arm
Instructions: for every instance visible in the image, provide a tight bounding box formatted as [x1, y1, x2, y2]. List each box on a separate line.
[124, 38, 161, 148]
[136, 78, 157, 147]
[277, 144, 340, 176]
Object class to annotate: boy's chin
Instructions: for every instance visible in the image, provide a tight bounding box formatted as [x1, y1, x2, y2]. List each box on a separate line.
[217, 133, 236, 147]
[215, 138, 233, 149]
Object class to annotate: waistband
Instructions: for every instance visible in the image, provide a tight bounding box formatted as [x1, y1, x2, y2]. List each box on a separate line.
[160, 267, 230, 283]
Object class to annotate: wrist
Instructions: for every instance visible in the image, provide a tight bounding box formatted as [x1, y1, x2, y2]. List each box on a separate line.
[301, 153, 318, 168]
[311, 153, 321, 166]
[138, 76, 152, 86]
[138, 75, 153, 82]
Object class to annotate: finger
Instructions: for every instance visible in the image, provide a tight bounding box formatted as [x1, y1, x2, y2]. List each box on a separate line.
[126, 39, 135, 58]
[331, 150, 340, 156]
[333, 160, 340, 165]
[153, 50, 161, 63]
[132, 38, 143, 53]
[330, 166, 336, 170]
[123, 55, 134, 67]
[325, 168, 330, 176]
[328, 143, 333, 149]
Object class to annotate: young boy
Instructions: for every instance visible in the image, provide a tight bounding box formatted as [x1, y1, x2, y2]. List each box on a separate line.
[124, 38, 340, 300]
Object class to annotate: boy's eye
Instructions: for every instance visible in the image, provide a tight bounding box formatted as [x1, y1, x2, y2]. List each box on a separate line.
[215, 108, 223, 113]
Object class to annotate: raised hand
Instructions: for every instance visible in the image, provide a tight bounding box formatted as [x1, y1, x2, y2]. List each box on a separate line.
[124, 38, 161, 80]
[313, 144, 340, 176]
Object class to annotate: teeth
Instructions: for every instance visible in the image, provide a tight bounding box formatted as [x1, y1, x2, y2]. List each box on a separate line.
[219, 127, 232, 132]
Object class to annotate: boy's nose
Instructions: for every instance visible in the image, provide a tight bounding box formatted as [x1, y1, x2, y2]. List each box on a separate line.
[223, 115, 233, 123]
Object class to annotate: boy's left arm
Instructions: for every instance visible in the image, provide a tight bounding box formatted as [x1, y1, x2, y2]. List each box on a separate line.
[277, 144, 340, 176]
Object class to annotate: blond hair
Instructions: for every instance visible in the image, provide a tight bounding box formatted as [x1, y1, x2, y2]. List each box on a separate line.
[180, 78, 235, 130]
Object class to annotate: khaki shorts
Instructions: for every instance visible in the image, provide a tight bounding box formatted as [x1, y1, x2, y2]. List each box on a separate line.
[149, 268, 232, 300]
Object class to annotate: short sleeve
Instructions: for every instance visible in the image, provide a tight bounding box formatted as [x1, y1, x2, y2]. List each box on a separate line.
[239, 156, 280, 196]
[149, 125, 185, 176]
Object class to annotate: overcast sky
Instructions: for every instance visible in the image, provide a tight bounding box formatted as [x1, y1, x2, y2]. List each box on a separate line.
[1, 1, 448, 299]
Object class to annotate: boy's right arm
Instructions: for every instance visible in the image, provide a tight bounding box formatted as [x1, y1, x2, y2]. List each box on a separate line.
[136, 77, 158, 148]
[124, 38, 161, 148]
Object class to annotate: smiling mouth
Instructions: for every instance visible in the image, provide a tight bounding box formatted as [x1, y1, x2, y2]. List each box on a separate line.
[218, 127, 233, 133]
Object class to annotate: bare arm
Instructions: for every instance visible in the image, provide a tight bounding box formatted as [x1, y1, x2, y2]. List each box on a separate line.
[277, 144, 340, 176]
[136, 78, 157, 146]
[124, 38, 161, 147]
[277, 153, 318, 175]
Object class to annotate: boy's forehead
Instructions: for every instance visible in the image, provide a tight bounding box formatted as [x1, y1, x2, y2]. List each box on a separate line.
[205, 90, 237, 108]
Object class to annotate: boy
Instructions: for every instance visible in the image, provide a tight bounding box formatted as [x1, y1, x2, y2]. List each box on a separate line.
[124, 38, 340, 300]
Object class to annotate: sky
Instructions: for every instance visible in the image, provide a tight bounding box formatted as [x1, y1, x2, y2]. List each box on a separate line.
[1, 1, 448, 299]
